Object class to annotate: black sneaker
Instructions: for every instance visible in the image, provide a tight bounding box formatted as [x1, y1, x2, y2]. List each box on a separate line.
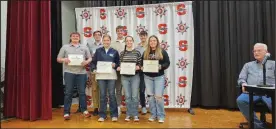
[92, 108, 99, 116]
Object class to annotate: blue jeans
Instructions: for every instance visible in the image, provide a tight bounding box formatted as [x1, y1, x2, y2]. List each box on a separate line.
[98, 80, 118, 118]
[64, 72, 87, 115]
[144, 75, 165, 119]
[237, 93, 272, 129]
[121, 74, 140, 117]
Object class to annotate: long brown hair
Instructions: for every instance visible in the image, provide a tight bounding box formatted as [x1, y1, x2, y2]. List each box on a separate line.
[143, 35, 163, 60]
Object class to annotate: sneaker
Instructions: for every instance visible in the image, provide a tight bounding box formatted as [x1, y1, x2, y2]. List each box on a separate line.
[112, 117, 118, 122]
[158, 118, 165, 123]
[134, 116, 139, 122]
[98, 117, 105, 122]
[64, 114, 70, 120]
[83, 111, 91, 118]
[148, 116, 156, 122]
[92, 108, 99, 116]
[125, 116, 131, 122]
[141, 107, 147, 115]
[118, 107, 121, 116]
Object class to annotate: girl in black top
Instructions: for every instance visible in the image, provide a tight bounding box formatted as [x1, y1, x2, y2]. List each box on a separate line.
[141, 35, 170, 123]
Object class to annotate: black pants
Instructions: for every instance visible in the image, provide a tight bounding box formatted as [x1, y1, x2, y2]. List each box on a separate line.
[139, 72, 146, 107]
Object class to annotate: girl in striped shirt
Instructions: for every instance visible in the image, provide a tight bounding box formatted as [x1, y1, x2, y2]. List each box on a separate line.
[116, 36, 142, 122]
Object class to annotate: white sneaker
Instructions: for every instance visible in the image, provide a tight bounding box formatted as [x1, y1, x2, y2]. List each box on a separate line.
[112, 117, 118, 122]
[118, 107, 121, 116]
[134, 116, 139, 122]
[63, 114, 69, 117]
[63, 114, 70, 120]
[125, 116, 130, 121]
[148, 116, 156, 122]
[158, 118, 165, 123]
[83, 110, 91, 118]
[141, 107, 147, 114]
[98, 117, 105, 122]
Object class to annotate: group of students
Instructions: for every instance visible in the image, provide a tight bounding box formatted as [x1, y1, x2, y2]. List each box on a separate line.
[57, 25, 170, 123]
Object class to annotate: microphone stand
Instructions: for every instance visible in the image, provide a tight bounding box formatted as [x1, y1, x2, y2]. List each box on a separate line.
[256, 62, 267, 87]
[257, 60, 272, 87]
[263, 62, 266, 85]
[188, 108, 195, 115]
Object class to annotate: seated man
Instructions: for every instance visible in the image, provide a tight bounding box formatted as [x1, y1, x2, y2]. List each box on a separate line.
[236, 43, 275, 129]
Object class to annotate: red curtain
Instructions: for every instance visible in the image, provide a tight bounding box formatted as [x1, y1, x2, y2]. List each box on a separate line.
[4, 1, 52, 120]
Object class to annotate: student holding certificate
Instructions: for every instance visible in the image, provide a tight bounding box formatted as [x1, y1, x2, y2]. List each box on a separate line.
[141, 35, 170, 123]
[57, 32, 92, 120]
[116, 36, 142, 122]
[91, 34, 120, 122]
[135, 31, 148, 115]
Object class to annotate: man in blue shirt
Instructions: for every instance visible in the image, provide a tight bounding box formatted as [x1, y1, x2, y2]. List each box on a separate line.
[237, 43, 275, 129]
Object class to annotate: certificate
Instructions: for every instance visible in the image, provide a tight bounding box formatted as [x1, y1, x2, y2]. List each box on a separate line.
[96, 61, 112, 73]
[120, 62, 136, 75]
[143, 60, 159, 73]
[68, 54, 84, 66]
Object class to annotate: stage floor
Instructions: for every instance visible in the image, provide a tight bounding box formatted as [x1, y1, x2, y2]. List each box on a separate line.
[1, 105, 272, 128]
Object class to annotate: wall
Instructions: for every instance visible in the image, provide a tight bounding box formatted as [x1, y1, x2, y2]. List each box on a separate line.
[1, 1, 7, 75]
[62, 1, 84, 45]
[61, 1, 84, 84]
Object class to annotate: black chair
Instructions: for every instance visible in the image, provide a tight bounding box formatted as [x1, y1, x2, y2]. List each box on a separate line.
[237, 86, 271, 128]
[239, 100, 271, 128]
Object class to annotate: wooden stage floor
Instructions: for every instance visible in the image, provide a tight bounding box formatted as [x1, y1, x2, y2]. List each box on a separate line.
[1, 105, 272, 128]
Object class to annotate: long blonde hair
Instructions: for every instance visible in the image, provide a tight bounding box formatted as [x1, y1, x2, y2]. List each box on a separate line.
[143, 35, 163, 60]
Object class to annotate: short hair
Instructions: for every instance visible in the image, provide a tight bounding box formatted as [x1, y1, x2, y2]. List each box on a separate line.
[139, 31, 148, 36]
[116, 25, 124, 32]
[69, 32, 81, 43]
[70, 32, 80, 37]
[93, 30, 102, 36]
[102, 34, 111, 40]
[254, 43, 268, 51]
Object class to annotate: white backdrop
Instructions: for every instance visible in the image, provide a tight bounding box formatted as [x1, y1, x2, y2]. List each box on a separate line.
[75, 1, 194, 108]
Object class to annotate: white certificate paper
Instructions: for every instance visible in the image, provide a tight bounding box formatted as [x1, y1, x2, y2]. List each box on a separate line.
[143, 60, 159, 73]
[120, 63, 136, 75]
[96, 61, 112, 73]
[68, 54, 84, 66]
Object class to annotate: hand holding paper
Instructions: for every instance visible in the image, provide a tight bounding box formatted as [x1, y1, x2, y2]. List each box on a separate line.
[117, 67, 121, 71]
[81, 60, 89, 66]
[63, 58, 71, 64]
[136, 66, 140, 70]
[112, 63, 116, 68]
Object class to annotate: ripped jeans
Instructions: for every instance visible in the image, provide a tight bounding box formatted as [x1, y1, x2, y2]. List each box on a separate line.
[144, 75, 165, 119]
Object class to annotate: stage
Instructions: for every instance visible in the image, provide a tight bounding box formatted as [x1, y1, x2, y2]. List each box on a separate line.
[1, 105, 272, 128]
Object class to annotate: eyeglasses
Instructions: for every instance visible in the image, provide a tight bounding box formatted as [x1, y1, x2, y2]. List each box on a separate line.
[117, 30, 124, 32]
[252, 50, 264, 53]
